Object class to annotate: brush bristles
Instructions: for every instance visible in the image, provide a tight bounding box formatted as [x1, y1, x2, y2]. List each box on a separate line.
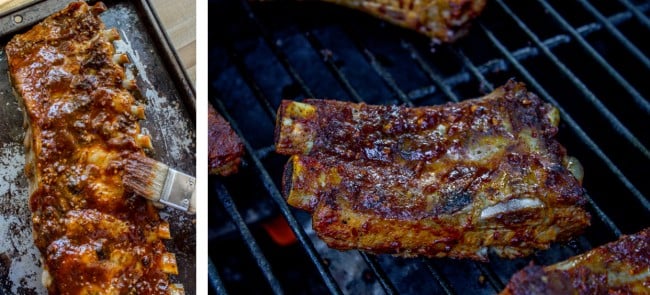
[124, 156, 168, 201]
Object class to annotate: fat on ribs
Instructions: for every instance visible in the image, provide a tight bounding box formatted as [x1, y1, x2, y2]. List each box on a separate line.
[275, 80, 589, 260]
[208, 103, 244, 176]
[321, 0, 487, 42]
[501, 228, 650, 295]
[5, 2, 181, 294]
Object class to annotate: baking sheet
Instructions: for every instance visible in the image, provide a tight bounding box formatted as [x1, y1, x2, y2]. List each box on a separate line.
[0, 1, 196, 294]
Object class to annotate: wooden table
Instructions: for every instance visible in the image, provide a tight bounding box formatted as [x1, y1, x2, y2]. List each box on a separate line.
[149, 0, 196, 85]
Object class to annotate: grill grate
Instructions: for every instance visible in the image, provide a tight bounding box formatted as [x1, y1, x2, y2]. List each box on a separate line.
[208, 258, 227, 294]
[213, 181, 285, 294]
[619, 0, 650, 28]
[208, 0, 650, 294]
[577, 0, 650, 71]
[405, 3, 650, 97]
[495, 0, 650, 161]
[211, 97, 344, 295]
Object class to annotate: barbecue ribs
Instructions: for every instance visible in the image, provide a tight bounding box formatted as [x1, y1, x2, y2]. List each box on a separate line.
[5, 2, 182, 294]
[322, 0, 487, 42]
[275, 80, 589, 260]
[501, 228, 650, 295]
[208, 104, 244, 176]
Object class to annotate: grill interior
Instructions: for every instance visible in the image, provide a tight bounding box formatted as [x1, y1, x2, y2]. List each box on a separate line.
[207, 0, 650, 294]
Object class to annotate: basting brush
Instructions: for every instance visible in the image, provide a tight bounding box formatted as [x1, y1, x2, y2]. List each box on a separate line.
[124, 156, 196, 214]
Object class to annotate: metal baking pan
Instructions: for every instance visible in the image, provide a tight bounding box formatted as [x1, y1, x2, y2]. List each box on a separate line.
[0, 0, 196, 293]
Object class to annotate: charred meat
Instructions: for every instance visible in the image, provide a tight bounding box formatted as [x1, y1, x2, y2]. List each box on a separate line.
[322, 0, 487, 42]
[208, 104, 244, 176]
[275, 81, 589, 260]
[5, 2, 181, 294]
[501, 228, 650, 295]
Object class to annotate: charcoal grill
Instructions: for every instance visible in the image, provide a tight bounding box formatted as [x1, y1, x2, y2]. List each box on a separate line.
[207, 0, 650, 294]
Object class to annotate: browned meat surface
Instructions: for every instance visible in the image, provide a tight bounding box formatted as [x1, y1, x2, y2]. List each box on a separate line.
[322, 0, 487, 42]
[208, 104, 244, 176]
[501, 228, 650, 295]
[5, 2, 181, 294]
[275, 81, 589, 260]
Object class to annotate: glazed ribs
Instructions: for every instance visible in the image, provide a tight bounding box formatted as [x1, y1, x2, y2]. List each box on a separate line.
[275, 81, 589, 260]
[501, 228, 650, 295]
[208, 104, 244, 176]
[322, 0, 487, 42]
[5, 2, 181, 294]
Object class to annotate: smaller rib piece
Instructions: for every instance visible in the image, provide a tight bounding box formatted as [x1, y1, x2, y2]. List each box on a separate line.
[501, 228, 650, 295]
[208, 104, 244, 176]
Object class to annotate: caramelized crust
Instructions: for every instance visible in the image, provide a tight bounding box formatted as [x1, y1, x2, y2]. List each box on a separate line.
[5, 2, 179, 294]
[501, 228, 650, 295]
[275, 81, 589, 260]
[208, 104, 244, 176]
[323, 0, 487, 42]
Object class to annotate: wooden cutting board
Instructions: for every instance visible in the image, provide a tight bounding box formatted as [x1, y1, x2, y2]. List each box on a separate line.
[0, 0, 34, 13]
[150, 0, 196, 85]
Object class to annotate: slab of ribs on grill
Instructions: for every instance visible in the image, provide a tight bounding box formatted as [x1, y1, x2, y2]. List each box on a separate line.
[275, 80, 590, 260]
[502, 228, 650, 294]
[5, 2, 182, 294]
[315, 0, 486, 42]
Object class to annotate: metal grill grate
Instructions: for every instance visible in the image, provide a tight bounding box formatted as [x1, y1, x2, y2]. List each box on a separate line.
[208, 0, 650, 294]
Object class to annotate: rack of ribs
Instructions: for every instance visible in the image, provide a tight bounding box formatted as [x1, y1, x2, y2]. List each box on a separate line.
[320, 0, 487, 43]
[501, 228, 650, 294]
[275, 80, 589, 260]
[208, 103, 244, 176]
[5, 2, 182, 294]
